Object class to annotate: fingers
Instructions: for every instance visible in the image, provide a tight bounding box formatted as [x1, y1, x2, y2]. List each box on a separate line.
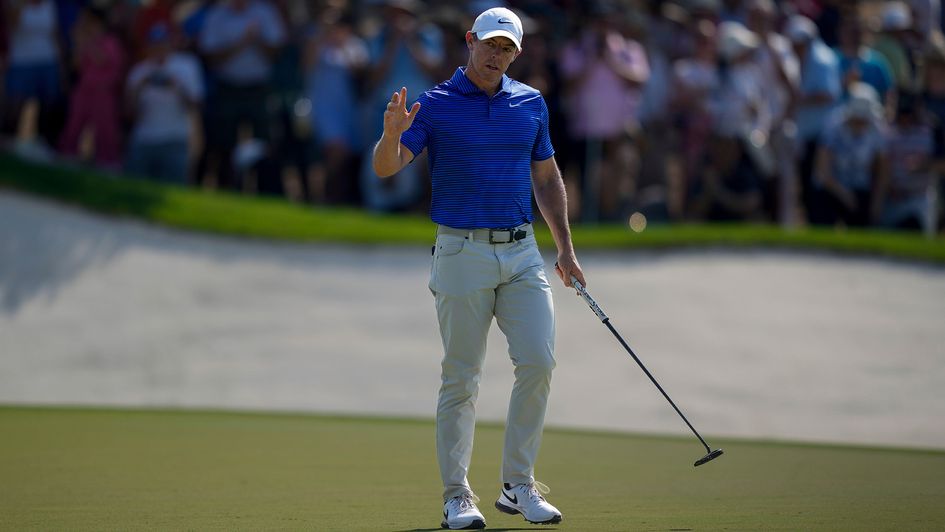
[407, 101, 421, 117]
[571, 269, 587, 288]
[555, 260, 585, 289]
[400, 87, 408, 111]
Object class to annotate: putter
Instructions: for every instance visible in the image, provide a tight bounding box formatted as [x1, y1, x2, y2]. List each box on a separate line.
[562, 268, 723, 467]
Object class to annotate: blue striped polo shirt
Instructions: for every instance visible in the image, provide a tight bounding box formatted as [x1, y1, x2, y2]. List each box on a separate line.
[400, 67, 555, 229]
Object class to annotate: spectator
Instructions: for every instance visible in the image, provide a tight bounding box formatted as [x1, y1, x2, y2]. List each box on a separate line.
[58, 6, 124, 169]
[671, 19, 719, 215]
[920, 40, 945, 160]
[2, 0, 63, 147]
[746, 0, 801, 225]
[920, 41, 945, 231]
[125, 24, 204, 184]
[812, 82, 889, 226]
[786, 14, 843, 222]
[812, 0, 848, 48]
[359, 0, 444, 211]
[198, 0, 286, 191]
[906, 0, 943, 44]
[302, 5, 368, 204]
[638, 1, 692, 221]
[559, 2, 649, 221]
[835, 14, 894, 104]
[871, 2, 917, 92]
[881, 91, 938, 232]
[268, 1, 313, 203]
[690, 21, 768, 221]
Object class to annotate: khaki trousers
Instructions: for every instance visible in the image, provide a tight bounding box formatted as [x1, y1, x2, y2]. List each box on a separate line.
[429, 226, 556, 500]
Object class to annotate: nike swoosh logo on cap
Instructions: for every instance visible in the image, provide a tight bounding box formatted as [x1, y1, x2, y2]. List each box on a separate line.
[498, 18, 514, 24]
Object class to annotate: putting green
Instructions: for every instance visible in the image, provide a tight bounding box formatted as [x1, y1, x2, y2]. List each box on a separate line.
[1, 407, 943, 531]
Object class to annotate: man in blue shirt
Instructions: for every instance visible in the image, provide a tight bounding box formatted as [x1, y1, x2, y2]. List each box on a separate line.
[373, 7, 585, 530]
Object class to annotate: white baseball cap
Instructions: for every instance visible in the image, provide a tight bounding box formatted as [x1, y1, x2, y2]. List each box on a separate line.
[845, 82, 883, 121]
[471, 7, 524, 51]
[718, 21, 759, 60]
[881, 2, 912, 31]
[785, 15, 818, 44]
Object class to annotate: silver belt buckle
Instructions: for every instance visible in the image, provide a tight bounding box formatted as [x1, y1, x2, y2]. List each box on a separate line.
[488, 229, 513, 244]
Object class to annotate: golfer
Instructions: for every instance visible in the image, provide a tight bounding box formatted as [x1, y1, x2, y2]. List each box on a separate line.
[373, 6, 585, 530]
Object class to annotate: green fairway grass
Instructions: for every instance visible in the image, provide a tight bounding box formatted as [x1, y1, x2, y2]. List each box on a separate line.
[1, 408, 943, 531]
[2, 153, 945, 263]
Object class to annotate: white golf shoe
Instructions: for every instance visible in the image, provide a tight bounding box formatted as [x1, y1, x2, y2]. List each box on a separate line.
[441, 493, 486, 530]
[495, 481, 562, 524]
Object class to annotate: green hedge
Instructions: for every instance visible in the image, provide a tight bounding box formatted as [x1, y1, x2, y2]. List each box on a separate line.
[2, 153, 944, 262]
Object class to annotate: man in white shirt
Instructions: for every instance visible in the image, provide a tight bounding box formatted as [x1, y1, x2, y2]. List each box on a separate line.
[126, 24, 204, 184]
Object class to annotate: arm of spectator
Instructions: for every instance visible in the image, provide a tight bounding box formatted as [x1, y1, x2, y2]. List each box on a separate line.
[814, 144, 856, 209]
[768, 42, 801, 124]
[202, 27, 258, 66]
[605, 37, 649, 87]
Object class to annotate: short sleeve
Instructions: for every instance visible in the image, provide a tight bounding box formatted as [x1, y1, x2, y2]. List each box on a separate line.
[399, 92, 431, 158]
[532, 96, 555, 161]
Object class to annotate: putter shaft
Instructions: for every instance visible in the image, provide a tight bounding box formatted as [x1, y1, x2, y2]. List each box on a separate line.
[569, 274, 723, 466]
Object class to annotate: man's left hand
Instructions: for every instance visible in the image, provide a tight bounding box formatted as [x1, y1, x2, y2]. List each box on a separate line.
[555, 254, 585, 289]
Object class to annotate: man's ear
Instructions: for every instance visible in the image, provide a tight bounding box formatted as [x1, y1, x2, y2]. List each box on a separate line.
[465, 31, 474, 50]
[510, 48, 522, 62]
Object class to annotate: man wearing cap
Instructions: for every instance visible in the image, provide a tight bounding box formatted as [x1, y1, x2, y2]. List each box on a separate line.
[786, 15, 842, 222]
[373, 6, 583, 530]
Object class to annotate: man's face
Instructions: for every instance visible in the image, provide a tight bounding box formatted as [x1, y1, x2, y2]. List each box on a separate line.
[466, 33, 520, 85]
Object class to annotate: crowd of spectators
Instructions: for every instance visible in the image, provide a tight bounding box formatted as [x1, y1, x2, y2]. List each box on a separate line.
[2, 0, 944, 233]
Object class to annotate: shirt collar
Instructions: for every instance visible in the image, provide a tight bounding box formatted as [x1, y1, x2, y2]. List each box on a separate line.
[452, 67, 513, 96]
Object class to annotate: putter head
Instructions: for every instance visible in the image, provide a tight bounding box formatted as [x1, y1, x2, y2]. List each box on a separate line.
[694, 449, 723, 467]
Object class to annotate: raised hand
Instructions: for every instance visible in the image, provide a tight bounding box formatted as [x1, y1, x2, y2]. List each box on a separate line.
[383, 87, 421, 137]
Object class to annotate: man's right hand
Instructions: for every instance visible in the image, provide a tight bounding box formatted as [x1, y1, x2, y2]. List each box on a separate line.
[383, 87, 421, 137]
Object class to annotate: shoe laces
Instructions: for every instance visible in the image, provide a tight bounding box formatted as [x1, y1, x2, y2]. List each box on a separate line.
[450, 493, 480, 513]
[526, 481, 550, 503]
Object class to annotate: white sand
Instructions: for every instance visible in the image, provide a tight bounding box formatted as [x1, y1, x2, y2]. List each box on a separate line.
[2, 191, 944, 449]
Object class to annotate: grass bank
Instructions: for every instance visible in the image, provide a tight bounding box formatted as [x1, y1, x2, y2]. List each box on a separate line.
[2, 153, 944, 262]
[1, 407, 943, 531]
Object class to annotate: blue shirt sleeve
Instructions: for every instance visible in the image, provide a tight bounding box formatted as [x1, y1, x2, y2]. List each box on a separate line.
[532, 96, 555, 161]
[399, 92, 430, 158]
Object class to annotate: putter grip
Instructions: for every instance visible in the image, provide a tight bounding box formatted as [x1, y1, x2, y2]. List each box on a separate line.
[570, 274, 608, 322]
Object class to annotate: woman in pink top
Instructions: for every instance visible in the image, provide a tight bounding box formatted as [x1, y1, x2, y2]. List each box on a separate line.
[560, 8, 649, 221]
[58, 7, 124, 167]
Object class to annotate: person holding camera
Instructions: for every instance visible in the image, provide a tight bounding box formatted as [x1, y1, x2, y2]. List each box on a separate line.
[125, 23, 204, 184]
